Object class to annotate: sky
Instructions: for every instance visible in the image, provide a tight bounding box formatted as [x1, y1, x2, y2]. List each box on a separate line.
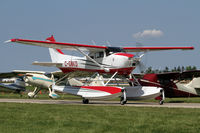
[0, 0, 199, 73]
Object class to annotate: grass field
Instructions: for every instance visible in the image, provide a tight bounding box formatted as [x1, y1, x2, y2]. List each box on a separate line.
[0, 102, 200, 133]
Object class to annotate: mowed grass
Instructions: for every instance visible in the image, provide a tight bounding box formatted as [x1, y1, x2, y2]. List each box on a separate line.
[0, 103, 200, 133]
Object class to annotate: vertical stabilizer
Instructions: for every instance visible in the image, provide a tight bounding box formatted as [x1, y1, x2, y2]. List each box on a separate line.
[46, 35, 65, 63]
[49, 48, 64, 63]
[187, 77, 200, 88]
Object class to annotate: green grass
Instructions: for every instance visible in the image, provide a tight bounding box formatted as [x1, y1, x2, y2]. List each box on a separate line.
[0, 89, 82, 100]
[0, 102, 200, 133]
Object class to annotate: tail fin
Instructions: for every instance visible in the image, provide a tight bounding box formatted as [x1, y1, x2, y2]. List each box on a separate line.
[46, 35, 65, 63]
[49, 48, 65, 63]
[187, 77, 200, 88]
[46, 35, 56, 42]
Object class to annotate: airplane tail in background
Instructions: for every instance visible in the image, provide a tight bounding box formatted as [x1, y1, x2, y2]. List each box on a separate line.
[187, 77, 200, 89]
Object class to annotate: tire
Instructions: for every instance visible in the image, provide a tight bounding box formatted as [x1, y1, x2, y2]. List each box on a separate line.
[83, 99, 89, 104]
[159, 100, 164, 105]
[120, 97, 126, 105]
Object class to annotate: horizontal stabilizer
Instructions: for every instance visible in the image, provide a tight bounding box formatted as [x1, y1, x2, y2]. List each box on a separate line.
[32, 62, 62, 67]
[13, 70, 45, 74]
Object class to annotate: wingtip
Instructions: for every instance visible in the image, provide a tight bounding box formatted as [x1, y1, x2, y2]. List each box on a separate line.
[183, 46, 195, 50]
[4, 40, 11, 43]
[4, 38, 17, 43]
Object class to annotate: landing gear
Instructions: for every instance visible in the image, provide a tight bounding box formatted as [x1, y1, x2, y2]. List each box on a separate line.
[48, 85, 60, 99]
[126, 74, 141, 87]
[120, 97, 127, 105]
[28, 87, 41, 98]
[159, 89, 165, 105]
[120, 89, 127, 105]
[82, 99, 89, 104]
[159, 100, 164, 105]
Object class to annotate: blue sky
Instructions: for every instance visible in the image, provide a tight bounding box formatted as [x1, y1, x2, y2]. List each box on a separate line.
[0, 0, 199, 73]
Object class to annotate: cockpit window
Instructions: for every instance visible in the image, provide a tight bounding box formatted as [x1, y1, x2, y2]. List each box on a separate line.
[17, 77, 24, 81]
[95, 52, 104, 58]
[106, 47, 125, 56]
[44, 73, 52, 78]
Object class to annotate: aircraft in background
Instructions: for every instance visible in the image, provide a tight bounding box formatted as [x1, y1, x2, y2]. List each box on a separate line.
[0, 74, 25, 95]
[137, 70, 200, 98]
[0, 70, 61, 98]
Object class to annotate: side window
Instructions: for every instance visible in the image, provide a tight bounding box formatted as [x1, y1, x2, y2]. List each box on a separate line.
[99, 52, 104, 58]
[95, 52, 104, 58]
[44, 73, 52, 78]
[89, 53, 95, 59]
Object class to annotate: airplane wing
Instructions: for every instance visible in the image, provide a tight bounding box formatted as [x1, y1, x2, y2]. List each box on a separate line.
[152, 70, 200, 80]
[123, 46, 194, 52]
[8, 38, 107, 52]
[0, 72, 17, 78]
[13, 70, 45, 74]
[0, 70, 57, 78]
[7, 36, 194, 52]
[0, 83, 25, 91]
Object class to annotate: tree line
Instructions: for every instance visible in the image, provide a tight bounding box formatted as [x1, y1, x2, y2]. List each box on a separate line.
[144, 66, 197, 74]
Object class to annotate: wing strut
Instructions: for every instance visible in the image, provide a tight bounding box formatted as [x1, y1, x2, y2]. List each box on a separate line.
[104, 72, 118, 86]
[75, 47, 110, 72]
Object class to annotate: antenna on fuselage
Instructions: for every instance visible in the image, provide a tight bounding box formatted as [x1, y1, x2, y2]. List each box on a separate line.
[106, 41, 111, 46]
[91, 40, 96, 45]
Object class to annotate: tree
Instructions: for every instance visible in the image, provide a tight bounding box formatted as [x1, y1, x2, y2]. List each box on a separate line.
[163, 67, 169, 72]
[145, 67, 153, 74]
[177, 66, 181, 72]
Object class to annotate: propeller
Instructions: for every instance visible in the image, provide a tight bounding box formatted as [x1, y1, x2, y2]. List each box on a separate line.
[134, 42, 148, 73]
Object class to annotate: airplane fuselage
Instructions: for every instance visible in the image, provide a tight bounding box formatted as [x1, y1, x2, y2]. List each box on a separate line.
[56, 51, 136, 75]
[24, 73, 53, 89]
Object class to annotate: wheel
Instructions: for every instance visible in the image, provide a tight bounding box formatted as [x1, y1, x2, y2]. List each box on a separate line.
[159, 100, 164, 105]
[82, 99, 89, 104]
[120, 97, 126, 105]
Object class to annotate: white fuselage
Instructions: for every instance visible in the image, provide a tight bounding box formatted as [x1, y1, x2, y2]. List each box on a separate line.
[50, 48, 136, 75]
[24, 73, 53, 89]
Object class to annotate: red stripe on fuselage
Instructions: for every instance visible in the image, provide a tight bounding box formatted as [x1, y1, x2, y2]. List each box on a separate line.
[59, 67, 135, 75]
[114, 53, 134, 58]
[81, 86, 122, 94]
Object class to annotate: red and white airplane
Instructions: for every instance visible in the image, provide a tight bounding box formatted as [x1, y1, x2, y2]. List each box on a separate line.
[7, 35, 194, 78]
[6, 35, 194, 104]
